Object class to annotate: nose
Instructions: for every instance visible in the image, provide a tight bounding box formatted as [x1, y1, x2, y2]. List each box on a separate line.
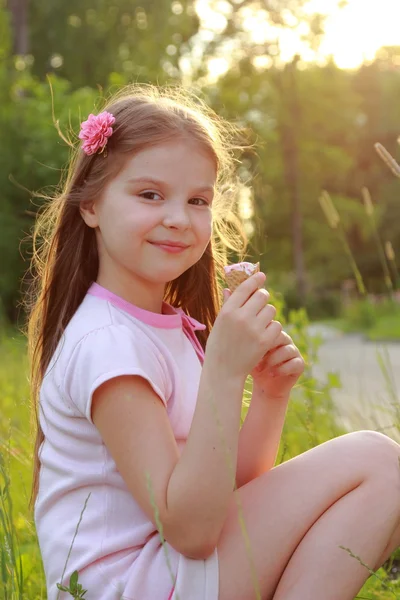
[162, 200, 191, 230]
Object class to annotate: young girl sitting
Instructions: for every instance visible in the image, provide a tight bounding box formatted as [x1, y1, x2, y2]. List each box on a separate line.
[27, 85, 400, 600]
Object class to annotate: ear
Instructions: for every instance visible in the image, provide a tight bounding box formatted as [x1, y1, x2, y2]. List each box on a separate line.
[80, 200, 99, 229]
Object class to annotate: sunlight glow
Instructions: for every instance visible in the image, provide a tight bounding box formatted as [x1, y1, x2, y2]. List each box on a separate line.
[316, 0, 400, 69]
[196, 0, 400, 73]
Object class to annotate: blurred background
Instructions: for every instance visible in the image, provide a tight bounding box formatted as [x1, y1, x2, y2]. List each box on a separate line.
[1, 0, 400, 326]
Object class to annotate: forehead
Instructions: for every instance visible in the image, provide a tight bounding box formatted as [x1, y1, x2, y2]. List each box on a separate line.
[118, 140, 217, 185]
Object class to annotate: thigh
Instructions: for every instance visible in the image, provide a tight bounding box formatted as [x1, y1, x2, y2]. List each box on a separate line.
[217, 430, 400, 600]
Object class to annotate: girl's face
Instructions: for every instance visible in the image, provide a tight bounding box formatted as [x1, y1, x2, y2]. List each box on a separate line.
[81, 139, 216, 308]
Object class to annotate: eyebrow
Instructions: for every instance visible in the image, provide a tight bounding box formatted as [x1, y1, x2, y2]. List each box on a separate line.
[125, 176, 215, 195]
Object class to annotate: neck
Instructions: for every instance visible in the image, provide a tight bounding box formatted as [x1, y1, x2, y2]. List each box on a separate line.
[96, 269, 166, 314]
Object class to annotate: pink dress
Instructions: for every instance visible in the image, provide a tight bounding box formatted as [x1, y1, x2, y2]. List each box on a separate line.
[35, 283, 219, 599]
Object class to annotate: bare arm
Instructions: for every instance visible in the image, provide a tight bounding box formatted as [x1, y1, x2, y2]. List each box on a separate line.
[236, 330, 305, 488]
[236, 384, 290, 488]
[92, 362, 246, 560]
[166, 355, 246, 554]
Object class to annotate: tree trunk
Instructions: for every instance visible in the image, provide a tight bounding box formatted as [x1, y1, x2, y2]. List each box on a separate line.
[276, 57, 307, 304]
[7, 0, 29, 55]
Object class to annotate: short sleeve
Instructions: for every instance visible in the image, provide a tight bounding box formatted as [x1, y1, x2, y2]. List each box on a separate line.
[63, 324, 170, 423]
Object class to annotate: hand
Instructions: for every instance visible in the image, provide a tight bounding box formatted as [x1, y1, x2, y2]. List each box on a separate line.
[206, 272, 281, 382]
[250, 330, 305, 400]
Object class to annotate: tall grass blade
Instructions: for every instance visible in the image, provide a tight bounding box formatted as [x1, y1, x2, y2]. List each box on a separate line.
[319, 191, 366, 295]
[375, 143, 400, 178]
[362, 187, 393, 294]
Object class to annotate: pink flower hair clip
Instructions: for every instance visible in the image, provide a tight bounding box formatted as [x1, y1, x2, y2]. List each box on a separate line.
[78, 111, 116, 156]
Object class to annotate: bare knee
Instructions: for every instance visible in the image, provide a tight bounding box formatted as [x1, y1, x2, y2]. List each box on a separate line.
[351, 430, 400, 482]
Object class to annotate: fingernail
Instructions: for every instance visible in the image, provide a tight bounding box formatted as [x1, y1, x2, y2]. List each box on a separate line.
[257, 273, 266, 287]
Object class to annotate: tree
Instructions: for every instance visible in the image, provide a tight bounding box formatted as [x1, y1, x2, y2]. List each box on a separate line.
[6, 0, 29, 54]
[274, 56, 305, 300]
[205, 57, 369, 303]
[28, 0, 201, 89]
[196, 0, 343, 303]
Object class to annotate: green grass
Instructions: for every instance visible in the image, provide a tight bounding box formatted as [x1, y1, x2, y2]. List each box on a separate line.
[317, 302, 400, 342]
[1, 325, 400, 599]
[367, 314, 400, 341]
[0, 330, 46, 599]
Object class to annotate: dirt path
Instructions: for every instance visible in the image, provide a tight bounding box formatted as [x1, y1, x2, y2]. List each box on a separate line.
[309, 324, 400, 442]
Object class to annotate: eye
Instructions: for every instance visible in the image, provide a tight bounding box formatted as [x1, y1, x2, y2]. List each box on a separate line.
[189, 197, 210, 206]
[140, 191, 162, 201]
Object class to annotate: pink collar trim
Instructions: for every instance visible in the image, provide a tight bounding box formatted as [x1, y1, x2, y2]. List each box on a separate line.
[87, 282, 206, 332]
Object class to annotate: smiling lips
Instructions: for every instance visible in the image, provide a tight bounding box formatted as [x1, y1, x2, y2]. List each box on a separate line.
[151, 240, 189, 248]
[149, 240, 190, 253]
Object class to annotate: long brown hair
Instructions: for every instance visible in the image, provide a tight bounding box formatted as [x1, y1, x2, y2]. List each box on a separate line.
[24, 84, 249, 508]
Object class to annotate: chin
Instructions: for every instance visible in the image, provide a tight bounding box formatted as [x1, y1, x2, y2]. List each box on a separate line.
[140, 259, 198, 284]
[142, 270, 184, 285]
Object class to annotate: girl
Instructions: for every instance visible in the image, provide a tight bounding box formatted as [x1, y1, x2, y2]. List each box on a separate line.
[27, 85, 400, 600]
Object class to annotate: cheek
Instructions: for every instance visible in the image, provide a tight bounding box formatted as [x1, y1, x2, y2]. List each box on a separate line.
[123, 207, 157, 234]
[205, 224, 212, 242]
[97, 209, 135, 253]
[199, 213, 212, 239]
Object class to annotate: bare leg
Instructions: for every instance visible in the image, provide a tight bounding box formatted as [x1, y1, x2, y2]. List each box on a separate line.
[217, 431, 400, 600]
[273, 474, 400, 599]
[374, 518, 400, 571]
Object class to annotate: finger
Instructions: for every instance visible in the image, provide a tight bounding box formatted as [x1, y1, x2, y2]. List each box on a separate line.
[259, 329, 292, 357]
[267, 344, 299, 369]
[262, 320, 283, 349]
[270, 330, 292, 349]
[272, 357, 305, 377]
[222, 288, 231, 304]
[253, 333, 292, 372]
[258, 302, 277, 323]
[225, 271, 266, 309]
[242, 287, 271, 315]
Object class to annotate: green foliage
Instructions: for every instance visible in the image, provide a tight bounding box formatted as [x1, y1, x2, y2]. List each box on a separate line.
[0, 454, 24, 599]
[1, 2, 400, 319]
[208, 60, 369, 291]
[277, 306, 345, 453]
[0, 331, 45, 599]
[0, 64, 98, 319]
[341, 298, 400, 341]
[342, 299, 378, 331]
[29, 0, 200, 89]
[368, 315, 400, 342]
[57, 570, 88, 598]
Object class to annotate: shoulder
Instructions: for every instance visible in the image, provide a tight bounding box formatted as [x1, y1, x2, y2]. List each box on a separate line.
[60, 319, 172, 423]
[46, 294, 172, 406]
[57, 293, 160, 358]
[64, 293, 117, 342]
[63, 317, 168, 382]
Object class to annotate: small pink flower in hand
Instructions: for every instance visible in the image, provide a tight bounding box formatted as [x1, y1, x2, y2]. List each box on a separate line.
[78, 111, 116, 155]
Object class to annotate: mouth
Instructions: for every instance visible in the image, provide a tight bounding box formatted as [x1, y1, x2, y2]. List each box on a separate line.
[148, 241, 190, 249]
[148, 241, 190, 253]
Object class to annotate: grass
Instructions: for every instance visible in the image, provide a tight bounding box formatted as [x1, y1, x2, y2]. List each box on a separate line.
[367, 314, 400, 342]
[0, 330, 46, 599]
[1, 317, 400, 599]
[317, 304, 400, 342]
